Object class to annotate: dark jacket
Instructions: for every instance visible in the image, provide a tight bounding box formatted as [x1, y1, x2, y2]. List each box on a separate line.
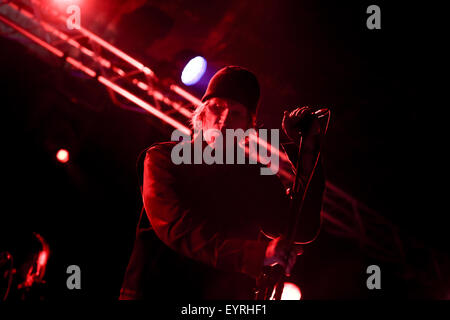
[120, 138, 324, 300]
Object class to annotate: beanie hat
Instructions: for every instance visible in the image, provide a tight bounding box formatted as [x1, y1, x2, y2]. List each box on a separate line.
[201, 66, 260, 113]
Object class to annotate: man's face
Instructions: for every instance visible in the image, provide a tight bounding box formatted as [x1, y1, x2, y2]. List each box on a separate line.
[202, 97, 251, 134]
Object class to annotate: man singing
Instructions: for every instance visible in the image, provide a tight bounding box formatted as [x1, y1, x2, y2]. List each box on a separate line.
[120, 66, 325, 300]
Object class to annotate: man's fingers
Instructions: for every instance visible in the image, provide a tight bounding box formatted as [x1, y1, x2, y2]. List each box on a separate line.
[270, 251, 299, 277]
[289, 110, 297, 118]
[266, 237, 303, 276]
[282, 250, 298, 277]
[290, 106, 311, 120]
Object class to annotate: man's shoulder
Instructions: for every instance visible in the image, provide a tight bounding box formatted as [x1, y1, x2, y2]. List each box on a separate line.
[137, 142, 180, 185]
[144, 141, 178, 159]
[144, 140, 193, 163]
[147, 141, 178, 151]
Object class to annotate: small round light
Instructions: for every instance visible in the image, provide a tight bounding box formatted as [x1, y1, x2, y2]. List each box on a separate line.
[281, 282, 302, 300]
[270, 282, 302, 300]
[56, 149, 70, 163]
[181, 56, 207, 86]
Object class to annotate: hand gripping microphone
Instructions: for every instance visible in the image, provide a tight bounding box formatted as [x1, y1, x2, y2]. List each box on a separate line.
[295, 108, 330, 135]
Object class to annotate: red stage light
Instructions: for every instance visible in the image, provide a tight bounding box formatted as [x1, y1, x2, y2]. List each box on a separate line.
[281, 282, 302, 300]
[37, 250, 48, 269]
[56, 149, 70, 163]
[271, 282, 302, 300]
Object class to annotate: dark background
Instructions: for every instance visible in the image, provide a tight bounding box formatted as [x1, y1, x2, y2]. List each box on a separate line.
[0, 0, 447, 300]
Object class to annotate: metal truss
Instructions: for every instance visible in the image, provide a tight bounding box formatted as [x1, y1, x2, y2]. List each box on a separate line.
[0, 0, 196, 136]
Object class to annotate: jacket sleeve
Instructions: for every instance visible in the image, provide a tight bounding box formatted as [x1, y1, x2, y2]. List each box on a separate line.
[142, 144, 267, 279]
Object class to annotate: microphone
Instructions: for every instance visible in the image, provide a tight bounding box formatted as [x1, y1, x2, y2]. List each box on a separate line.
[311, 108, 329, 119]
[295, 108, 329, 134]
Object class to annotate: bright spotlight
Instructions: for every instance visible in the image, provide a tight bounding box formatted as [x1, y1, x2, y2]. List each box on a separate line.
[56, 149, 70, 163]
[181, 56, 207, 86]
[281, 282, 302, 300]
[271, 282, 302, 300]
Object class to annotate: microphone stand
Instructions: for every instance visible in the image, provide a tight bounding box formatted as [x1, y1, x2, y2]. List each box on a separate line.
[255, 110, 329, 300]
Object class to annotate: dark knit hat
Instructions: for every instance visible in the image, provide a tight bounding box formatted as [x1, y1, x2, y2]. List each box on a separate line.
[201, 66, 260, 113]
